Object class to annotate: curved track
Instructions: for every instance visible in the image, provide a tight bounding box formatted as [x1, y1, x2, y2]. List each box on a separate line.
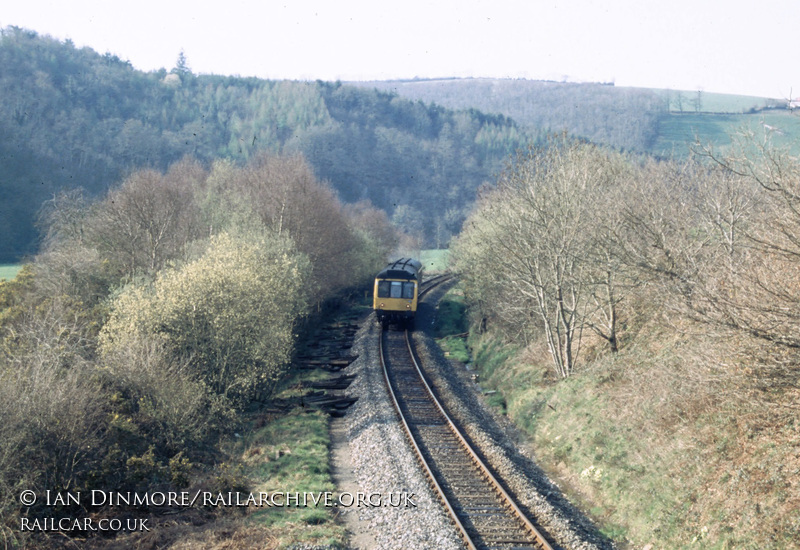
[379, 278, 554, 550]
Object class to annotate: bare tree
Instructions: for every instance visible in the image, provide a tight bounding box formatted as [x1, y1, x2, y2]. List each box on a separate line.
[454, 138, 633, 377]
[37, 188, 90, 248]
[90, 164, 202, 277]
[237, 152, 361, 297]
[583, 193, 631, 352]
[688, 131, 800, 348]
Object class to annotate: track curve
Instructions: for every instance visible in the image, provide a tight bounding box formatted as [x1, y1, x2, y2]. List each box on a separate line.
[379, 286, 555, 549]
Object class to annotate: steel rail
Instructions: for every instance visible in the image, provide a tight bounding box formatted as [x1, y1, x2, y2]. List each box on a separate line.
[379, 276, 554, 550]
[379, 328, 477, 550]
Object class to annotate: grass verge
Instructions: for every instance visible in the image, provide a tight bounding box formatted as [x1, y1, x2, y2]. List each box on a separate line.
[433, 285, 470, 363]
[234, 408, 347, 547]
[468, 329, 800, 549]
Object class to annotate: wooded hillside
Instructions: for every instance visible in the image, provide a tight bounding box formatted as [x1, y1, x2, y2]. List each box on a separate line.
[353, 78, 666, 151]
[0, 27, 526, 262]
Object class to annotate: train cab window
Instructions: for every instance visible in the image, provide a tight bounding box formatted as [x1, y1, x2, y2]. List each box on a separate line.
[402, 282, 415, 299]
[377, 280, 391, 298]
[390, 281, 403, 298]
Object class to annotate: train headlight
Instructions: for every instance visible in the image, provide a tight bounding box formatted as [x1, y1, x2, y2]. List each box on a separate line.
[406, 303, 411, 308]
[379, 303, 384, 308]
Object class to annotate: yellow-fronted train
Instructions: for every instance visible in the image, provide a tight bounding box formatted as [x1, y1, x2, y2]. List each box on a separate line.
[373, 258, 423, 330]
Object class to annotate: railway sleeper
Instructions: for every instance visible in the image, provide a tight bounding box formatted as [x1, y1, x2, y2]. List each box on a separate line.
[460, 509, 509, 516]
[482, 534, 540, 542]
[438, 476, 486, 486]
[403, 406, 442, 415]
[417, 435, 463, 445]
[482, 538, 541, 546]
[469, 526, 529, 536]
[457, 506, 510, 514]
[434, 466, 482, 474]
[465, 519, 526, 530]
[437, 476, 484, 484]
[380, 315, 554, 550]
[446, 493, 499, 500]
[434, 471, 483, 482]
[423, 444, 463, 452]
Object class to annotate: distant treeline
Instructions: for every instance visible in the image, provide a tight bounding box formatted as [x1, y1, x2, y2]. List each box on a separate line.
[0, 26, 527, 262]
[353, 78, 667, 152]
[352, 79, 797, 159]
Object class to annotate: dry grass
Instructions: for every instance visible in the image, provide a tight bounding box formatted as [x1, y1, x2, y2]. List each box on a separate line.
[53, 513, 280, 550]
[472, 285, 800, 548]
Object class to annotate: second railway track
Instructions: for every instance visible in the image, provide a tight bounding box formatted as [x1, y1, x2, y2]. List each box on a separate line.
[379, 279, 554, 550]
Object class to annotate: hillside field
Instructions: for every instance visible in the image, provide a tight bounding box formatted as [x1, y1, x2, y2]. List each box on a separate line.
[652, 110, 800, 157]
[0, 265, 21, 281]
[655, 88, 783, 114]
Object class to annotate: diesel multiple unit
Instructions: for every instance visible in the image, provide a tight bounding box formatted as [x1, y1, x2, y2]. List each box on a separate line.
[373, 258, 422, 329]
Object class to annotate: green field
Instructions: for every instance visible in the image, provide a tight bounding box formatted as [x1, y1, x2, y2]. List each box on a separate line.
[652, 110, 800, 157]
[420, 249, 450, 272]
[0, 265, 21, 281]
[653, 89, 783, 114]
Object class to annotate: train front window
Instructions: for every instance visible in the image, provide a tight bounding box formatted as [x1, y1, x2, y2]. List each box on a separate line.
[402, 282, 415, 299]
[390, 281, 403, 298]
[377, 281, 391, 298]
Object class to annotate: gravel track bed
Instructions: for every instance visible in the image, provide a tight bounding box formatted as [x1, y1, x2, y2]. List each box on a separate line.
[335, 315, 464, 550]
[335, 281, 618, 549]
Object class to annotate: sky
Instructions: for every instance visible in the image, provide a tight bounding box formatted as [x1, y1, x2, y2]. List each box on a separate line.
[2, 0, 799, 99]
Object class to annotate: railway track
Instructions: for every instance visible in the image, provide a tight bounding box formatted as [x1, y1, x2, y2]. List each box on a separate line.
[379, 278, 554, 550]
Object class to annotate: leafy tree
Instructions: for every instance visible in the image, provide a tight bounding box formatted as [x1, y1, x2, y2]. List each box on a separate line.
[344, 200, 399, 283]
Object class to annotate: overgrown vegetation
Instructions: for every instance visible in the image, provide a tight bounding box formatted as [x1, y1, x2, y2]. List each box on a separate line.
[5, 23, 800, 549]
[433, 286, 470, 363]
[243, 410, 341, 535]
[100, 231, 310, 406]
[0, 150, 395, 547]
[453, 136, 635, 377]
[452, 133, 800, 547]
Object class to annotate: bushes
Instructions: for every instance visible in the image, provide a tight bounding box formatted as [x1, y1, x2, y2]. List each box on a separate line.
[0, 150, 393, 543]
[199, 153, 394, 300]
[99, 335, 232, 455]
[100, 231, 311, 406]
[0, 300, 106, 538]
[451, 132, 800, 548]
[0, 230, 313, 539]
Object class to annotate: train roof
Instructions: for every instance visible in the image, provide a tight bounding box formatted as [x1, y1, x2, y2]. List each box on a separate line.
[376, 258, 422, 280]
